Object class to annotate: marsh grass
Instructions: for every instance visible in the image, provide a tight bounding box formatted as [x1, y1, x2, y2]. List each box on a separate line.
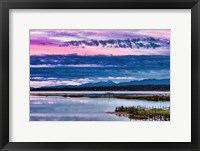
[112, 106, 170, 121]
[31, 93, 170, 101]
[93, 94, 170, 101]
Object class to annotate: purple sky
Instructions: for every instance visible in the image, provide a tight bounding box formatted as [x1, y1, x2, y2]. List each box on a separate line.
[30, 29, 170, 56]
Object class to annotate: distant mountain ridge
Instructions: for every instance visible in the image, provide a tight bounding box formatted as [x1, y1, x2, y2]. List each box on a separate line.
[79, 78, 170, 87]
[118, 78, 169, 86]
[31, 79, 170, 90]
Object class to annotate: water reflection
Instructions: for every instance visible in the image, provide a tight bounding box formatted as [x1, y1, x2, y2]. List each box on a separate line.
[30, 95, 170, 121]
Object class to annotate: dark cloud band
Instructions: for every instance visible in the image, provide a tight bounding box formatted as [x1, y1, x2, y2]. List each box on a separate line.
[59, 37, 170, 49]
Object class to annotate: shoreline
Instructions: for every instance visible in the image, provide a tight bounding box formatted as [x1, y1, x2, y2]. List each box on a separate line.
[30, 91, 170, 101]
[106, 112, 130, 115]
[106, 106, 170, 121]
[30, 91, 170, 95]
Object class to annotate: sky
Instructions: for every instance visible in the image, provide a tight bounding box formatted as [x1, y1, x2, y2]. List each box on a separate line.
[30, 29, 170, 56]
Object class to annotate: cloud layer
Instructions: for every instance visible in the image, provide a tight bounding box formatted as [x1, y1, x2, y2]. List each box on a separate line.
[30, 30, 170, 56]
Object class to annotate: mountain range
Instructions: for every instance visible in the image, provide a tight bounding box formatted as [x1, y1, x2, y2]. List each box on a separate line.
[78, 78, 169, 87]
[32, 79, 170, 90]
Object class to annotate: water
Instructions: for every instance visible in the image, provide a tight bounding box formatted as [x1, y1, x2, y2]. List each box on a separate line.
[30, 93, 170, 121]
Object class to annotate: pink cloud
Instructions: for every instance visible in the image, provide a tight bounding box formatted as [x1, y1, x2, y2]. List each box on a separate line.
[138, 30, 170, 39]
[30, 29, 170, 56]
[30, 45, 169, 56]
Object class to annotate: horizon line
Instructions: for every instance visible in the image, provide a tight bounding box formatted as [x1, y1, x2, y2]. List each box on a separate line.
[30, 54, 170, 57]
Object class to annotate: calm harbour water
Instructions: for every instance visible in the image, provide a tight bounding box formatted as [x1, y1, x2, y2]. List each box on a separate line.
[30, 91, 170, 121]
